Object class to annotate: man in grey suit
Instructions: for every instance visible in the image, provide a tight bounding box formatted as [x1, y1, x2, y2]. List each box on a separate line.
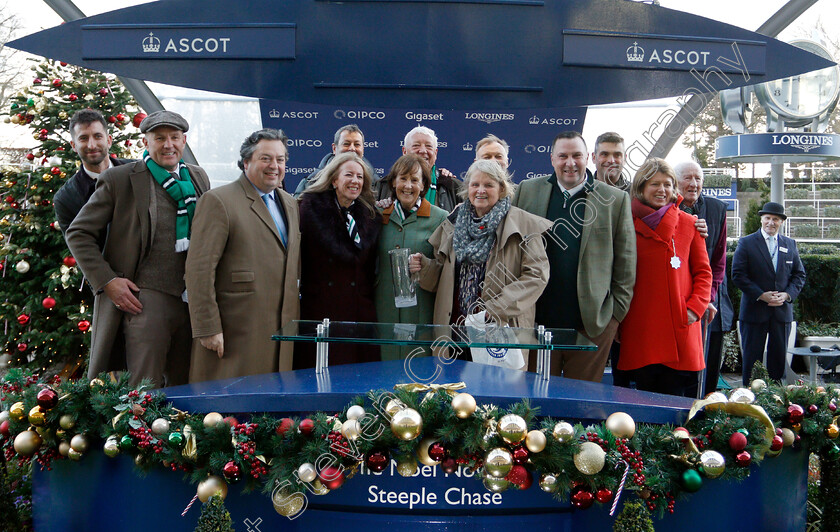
[66, 110, 210, 387]
[186, 129, 301, 383]
[513, 131, 636, 382]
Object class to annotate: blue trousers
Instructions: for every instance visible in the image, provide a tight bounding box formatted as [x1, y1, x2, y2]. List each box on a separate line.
[740, 319, 791, 385]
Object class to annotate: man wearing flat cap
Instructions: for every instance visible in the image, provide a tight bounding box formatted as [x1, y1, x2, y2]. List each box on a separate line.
[66, 110, 211, 387]
[732, 202, 806, 385]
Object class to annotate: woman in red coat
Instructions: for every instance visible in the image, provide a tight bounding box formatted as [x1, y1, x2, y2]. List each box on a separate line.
[618, 158, 712, 397]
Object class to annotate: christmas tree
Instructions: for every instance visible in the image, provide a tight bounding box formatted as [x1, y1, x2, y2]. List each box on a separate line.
[194, 495, 236, 532]
[0, 59, 144, 374]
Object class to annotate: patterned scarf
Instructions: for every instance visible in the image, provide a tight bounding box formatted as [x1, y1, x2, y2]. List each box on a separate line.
[453, 196, 511, 264]
[394, 198, 421, 222]
[143, 150, 197, 251]
[336, 193, 362, 248]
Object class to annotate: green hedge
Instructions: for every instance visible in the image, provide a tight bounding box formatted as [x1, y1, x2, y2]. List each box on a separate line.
[726, 252, 840, 324]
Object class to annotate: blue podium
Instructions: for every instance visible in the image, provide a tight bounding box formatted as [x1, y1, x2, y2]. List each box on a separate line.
[33, 358, 807, 531]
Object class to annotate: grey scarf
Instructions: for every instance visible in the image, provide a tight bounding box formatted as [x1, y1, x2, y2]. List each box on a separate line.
[453, 196, 511, 264]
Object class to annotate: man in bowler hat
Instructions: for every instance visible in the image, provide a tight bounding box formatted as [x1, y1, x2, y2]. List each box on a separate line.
[732, 202, 806, 385]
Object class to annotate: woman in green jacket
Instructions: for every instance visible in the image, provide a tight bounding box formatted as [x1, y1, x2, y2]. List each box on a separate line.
[375, 154, 448, 360]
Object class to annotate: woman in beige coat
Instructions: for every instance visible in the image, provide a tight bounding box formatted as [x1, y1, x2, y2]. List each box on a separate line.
[409, 160, 552, 368]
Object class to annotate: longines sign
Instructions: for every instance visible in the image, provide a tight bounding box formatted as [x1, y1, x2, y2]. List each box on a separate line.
[80, 24, 296, 59]
[563, 30, 766, 75]
[716, 133, 840, 163]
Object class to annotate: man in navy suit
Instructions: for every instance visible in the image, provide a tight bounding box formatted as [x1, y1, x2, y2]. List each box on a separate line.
[732, 202, 806, 385]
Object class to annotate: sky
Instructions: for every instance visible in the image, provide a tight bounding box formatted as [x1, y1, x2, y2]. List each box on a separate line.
[2, 0, 839, 172]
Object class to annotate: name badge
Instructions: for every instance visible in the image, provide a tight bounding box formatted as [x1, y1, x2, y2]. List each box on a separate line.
[779, 246, 788, 253]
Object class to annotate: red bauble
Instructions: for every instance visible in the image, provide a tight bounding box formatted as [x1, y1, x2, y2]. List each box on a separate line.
[68, 94, 78, 102]
[299, 418, 315, 436]
[36, 388, 59, 409]
[222, 416, 239, 427]
[788, 404, 805, 424]
[728, 432, 747, 452]
[512, 445, 530, 465]
[33, 78, 42, 85]
[63, 256, 76, 267]
[570, 485, 595, 509]
[5, 195, 14, 204]
[808, 404, 819, 415]
[42, 297, 57, 309]
[319, 466, 345, 490]
[17, 314, 30, 325]
[52, 79, 62, 88]
[428, 442, 447, 462]
[770, 435, 784, 452]
[50, 166, 61, 175]
[440, 457, 458, 475]
[60, 61, 67, 66]
[0, 420, 9, 438]
[830, 402, 837, 413]
[365, 451, 389, 472]
[107, 115, 117, 124]
[10, 201, 19, 209]
[76, 320, 91, 333]
[735, 451, 751, 467]
[98, 88, 109, 97]
[276, 417, 294, 436]
[17, 342, 27, 352]
[25, 153, 35, 161]
[116, 113, 126, 122]
[596, 487, 614, 504]
[222, 460, 242, 482]
[505, 464, 530, 489]
[132, 113, 148, 128]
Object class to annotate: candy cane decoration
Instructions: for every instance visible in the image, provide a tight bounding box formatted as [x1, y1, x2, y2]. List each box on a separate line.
[610, 460, 630, 516]
[181, 494, 199, 517]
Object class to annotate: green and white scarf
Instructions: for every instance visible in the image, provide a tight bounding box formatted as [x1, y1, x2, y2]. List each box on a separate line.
[143, 150, 197, 252]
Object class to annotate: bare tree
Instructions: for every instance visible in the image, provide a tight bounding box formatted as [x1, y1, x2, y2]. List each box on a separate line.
[0, 5, 25, 111]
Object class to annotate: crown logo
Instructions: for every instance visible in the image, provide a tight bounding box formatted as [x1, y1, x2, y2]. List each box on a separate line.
[269, 109, 280, 119]
[626, 41, 644, 62]
[462, 142, 473, 151]
[142, 32, 160, 53]
[529, 115, 540, 125]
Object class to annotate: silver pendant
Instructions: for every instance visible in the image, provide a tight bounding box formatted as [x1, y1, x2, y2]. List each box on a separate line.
[670, 256, 682, 269]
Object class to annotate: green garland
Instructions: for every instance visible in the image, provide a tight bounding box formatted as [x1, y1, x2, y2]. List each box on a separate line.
[1, 368, 839, 525]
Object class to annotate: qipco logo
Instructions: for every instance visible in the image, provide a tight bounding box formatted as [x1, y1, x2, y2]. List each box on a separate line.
[287, 139, 323, 148]
[333, 110, 386, 120]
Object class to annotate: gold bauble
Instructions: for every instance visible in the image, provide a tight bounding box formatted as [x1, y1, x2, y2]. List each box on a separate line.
[68, 448, 84, 461]
[28, 406, 46, 426]
[311, 479, 330, 496]
[135, 453, 145, 466]
[396, 457, 418, 477]
[9, 402, 26, 422]
[89, 378, 105, 388]
[70, 433, 90, 453]
[385, 398, 406, 417]
[451, 393, 477, 419]
[552, 421, 575, 443]
[484, 447, 513, 478]
[203, 412, 224, 428]
[705, 391, 728, 403]
[729, 388, 755, 404]
[59, 414, 76, 430]
[197, 475, 228, 503]
[574, 441, 606, 475]
[781, 428, 795, 447]
[827, 424, 840, 439]
[346, 405, 365, 421]
[539, 473, 559, 493]
[36, 426, 55, 440]
[791, 422, 802, 433]
[497, 414, 528, 445]
[525, 430, 547, 453]
[58, 441, 71, 457]
[750, 379, 767, 393]
[151, 418, 170, 435]
[416, 437, 440, 466]
[341, 419, 361, 441]
[390, 408, 422, 440]
[59, 111, 68, 119]
[42, 175, 52, 183]
[482, 473, 510, 493]
[605, 412, 636, 438]
[272, 489, 305, 517]
[103, 437, 120, 458]
[699, 450, 726, 478]
[766, 447, 782, 458]
[14, 430, 42, 456]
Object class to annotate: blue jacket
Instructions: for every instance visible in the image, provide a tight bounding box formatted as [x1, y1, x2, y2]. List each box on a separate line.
[731, 230, 806, 323]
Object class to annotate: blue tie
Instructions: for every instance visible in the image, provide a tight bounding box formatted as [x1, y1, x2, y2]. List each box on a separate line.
[262, 193, 287, 247]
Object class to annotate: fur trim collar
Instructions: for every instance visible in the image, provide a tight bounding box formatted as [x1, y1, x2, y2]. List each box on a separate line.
[300, 190, 382, 263]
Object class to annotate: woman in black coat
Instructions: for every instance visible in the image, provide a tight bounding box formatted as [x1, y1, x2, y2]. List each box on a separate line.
[295, 152, 382, 368]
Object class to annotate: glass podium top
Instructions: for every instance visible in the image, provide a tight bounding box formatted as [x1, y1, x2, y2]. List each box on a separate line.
[273, 320, 595, 351]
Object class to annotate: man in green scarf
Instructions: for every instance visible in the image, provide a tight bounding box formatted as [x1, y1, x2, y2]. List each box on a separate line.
[66, 110, 211, 388]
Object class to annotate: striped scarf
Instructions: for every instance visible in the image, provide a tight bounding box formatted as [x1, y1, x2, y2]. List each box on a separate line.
[336, 195, 362, 248]
[394, 198, 421, 222]
[143, 150, 197, 251]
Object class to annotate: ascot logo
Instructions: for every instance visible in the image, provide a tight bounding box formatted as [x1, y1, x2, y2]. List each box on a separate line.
[142, 33, 160, 53]
[771, 133, 833, 153]
[626, 42, 644, 62]
[464, 112, 514, 124]
[463, 142, 473, 151]
[528, 115, 579, 126]
[270, 110, 319, 119]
